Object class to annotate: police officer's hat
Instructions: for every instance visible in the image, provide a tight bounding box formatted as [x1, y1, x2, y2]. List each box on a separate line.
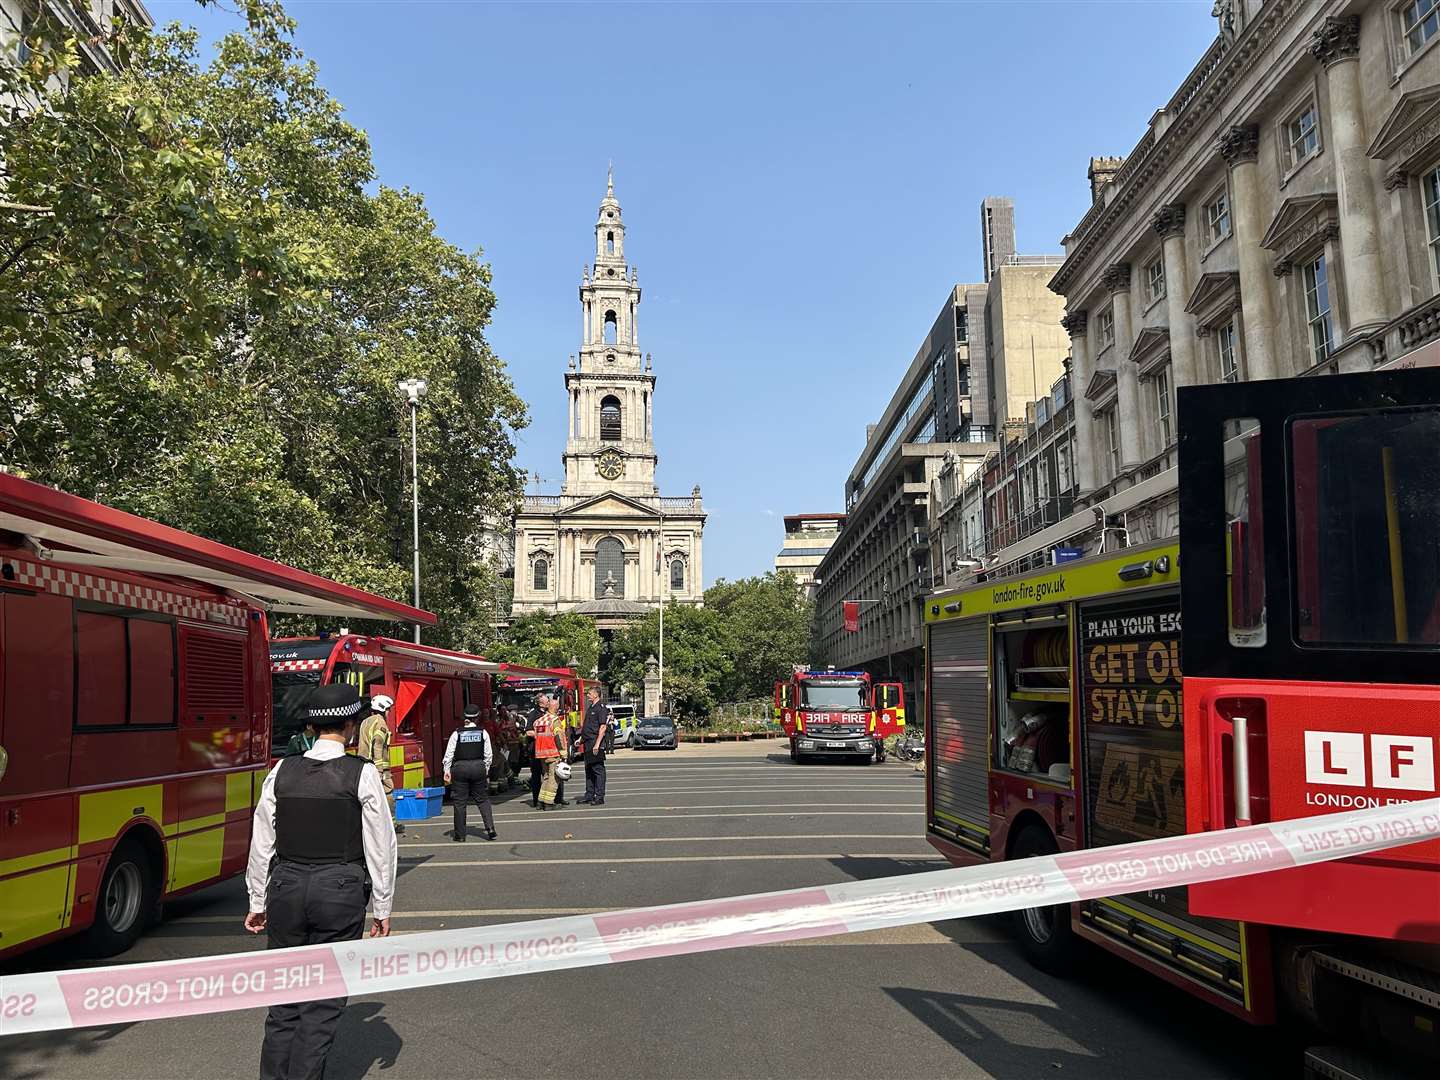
[307, 684, 365, 730]
[463, 704, 482, 723]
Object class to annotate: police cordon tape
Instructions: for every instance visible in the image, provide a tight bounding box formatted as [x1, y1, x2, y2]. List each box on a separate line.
[3, 797, 1437, 1036]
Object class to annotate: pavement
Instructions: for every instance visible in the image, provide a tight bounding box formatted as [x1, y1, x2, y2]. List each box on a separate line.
[2, 741, 1300, 1079]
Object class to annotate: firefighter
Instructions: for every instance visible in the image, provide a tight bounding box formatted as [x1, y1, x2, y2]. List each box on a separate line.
[443, 704, 497, 841]
[358, 693, 403, 835]
[244, 683, 396, 1080]
[530, 695, 565, 810]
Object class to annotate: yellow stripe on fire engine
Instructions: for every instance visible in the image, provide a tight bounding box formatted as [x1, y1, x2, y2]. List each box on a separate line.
[402, 765, 425, 788]
[0, 865, 73, 949]
[225, 770, 255, 814]
[0, 844, 77, 878]
[167, 827, 225, 892]
[78, 784, 164, 846]
[388, 746, 405, 767]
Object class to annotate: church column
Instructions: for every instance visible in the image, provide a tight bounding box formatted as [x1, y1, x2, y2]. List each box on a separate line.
[1311, 16, 1387, 336]
[566, 384, 575, 439]
[515, 529, 528, 603]
[1220, 125, 1280, 380]
[645, 389, 653, 440]
[1103, 263, 1143, 469]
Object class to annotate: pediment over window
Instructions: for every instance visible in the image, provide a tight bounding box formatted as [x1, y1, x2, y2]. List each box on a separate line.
[1084, 366, 1118, 404]
[1368, 85, 1440, 171]
[1129, 326, 1171, 374]
[1260, 193, 1338, 268]
[1184, 271, 1241, 327]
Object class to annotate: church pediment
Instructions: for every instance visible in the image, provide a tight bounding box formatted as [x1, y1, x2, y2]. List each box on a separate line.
[564, 491, 661, 519]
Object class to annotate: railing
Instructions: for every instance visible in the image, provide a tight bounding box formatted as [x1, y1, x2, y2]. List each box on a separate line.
[1166, 35, 1229, 119]
[522, 493, 702, 511]
[1362, 291, 1440, 368]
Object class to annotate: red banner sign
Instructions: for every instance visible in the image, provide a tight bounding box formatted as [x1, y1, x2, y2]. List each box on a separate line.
[843, 602, 859, 633]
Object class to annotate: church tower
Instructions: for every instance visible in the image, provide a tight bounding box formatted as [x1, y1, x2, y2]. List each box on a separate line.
[563, 168, 658, 498]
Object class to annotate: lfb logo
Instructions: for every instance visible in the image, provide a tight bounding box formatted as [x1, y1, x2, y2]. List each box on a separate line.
[1304, 731, 1436, 791]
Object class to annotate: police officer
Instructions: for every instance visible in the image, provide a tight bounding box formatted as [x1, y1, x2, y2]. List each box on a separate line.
[443, 704, 497, 841]
[358, 693, 403, 835]
[245, 683, 396, 1080]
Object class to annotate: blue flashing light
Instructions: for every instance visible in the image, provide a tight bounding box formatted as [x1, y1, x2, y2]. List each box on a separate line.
[804, 669, 866, 678]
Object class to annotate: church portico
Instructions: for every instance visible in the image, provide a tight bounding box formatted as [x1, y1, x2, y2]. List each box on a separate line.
[512, 171, 705, 621]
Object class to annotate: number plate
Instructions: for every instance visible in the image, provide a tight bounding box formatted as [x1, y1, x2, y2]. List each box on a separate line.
[826, 741, 850, 749]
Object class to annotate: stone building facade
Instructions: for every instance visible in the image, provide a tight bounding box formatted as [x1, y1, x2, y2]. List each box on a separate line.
[985, 0, 1440, 573]
[510, 174, 705, 628]
[773, 514, 845, 600]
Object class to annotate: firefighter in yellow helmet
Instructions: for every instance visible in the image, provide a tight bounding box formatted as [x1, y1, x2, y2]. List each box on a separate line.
[358, 694, 402, 835]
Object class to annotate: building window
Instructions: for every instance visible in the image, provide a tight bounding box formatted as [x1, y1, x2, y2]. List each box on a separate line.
[1105, 408, 1120, 476]
[1303, 254, 1334, 362]
[670, 557, 685, 591]
[1218, 320, 1241, 383]
[1145, 258, 1166, 304]
[533, 559, 548, 591]
[1057, 438, 1073, 492]
[1154, 367, 1173, 448]
[75, 612, 176, 728]
[603, 310, 618, 345]
[1424, 165, 1440, 289]
[955, 308, 968, 343]
[595, 538, 625, 597]
[600, 395, 622, 441]
[1401, 0, 1440, 54]
[1204, 189, 1231, 246]
[1096, 307, 1115, 352]
[1286, 100, 1320, 167]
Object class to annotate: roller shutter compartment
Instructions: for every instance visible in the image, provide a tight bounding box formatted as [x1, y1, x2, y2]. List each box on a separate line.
[928, 617, 991, 849]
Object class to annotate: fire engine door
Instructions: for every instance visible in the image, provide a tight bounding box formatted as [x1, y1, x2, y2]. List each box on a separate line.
[774, 682, 796, 737]
[876, 682, 906, 736]
[1176, 368, 1440, 941]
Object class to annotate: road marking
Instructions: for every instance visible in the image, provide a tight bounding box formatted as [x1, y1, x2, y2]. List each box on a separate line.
[407, 810, 924, 825]
[404, 833, 926, 848]
[541, 786, 916, 796]
[401, 801, 920, 824]
[400, 853, 947, 867]
[176, 907, 618, 923]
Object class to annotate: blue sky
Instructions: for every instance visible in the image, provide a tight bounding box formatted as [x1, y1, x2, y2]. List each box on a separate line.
[166, 0, 1217, 587]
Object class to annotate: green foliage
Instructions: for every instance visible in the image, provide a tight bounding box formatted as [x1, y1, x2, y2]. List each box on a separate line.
[606, 573, 813, 720]
[0, 2, 526, 650]
[489, 611, 601, 676]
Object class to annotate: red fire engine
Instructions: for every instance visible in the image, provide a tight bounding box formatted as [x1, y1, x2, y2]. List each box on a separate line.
[923, 369, 1440, 1071]
[494, 664, 589, 734]
[268, 635, 501, 788]
[774, 668, 905, 764]
[0, 474, 430, 961]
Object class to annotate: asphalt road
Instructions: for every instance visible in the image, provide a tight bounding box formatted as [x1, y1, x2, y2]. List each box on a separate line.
[2, 741, 1301, 1079]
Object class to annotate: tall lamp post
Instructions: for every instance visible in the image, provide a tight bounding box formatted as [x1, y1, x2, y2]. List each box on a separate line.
[398, 377, 427, 643]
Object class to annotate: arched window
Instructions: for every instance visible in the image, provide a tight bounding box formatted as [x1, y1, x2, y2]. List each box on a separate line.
[670, 557, 685, 591]
[606, 231, 615, 255]
[533, 559, 548, 591]
[600, 395, 622, 441]
[603, 310, 618, 345]
[595, 538, 625, 597]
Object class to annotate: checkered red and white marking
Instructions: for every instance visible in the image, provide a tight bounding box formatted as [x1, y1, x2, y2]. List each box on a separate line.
[8, 555, 248, 627]
[3, 798, 1435, 1036]
[270, 658, 327, 673]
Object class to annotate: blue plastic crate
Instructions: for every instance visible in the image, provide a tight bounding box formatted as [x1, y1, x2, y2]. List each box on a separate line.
[394, 786, 445, 820]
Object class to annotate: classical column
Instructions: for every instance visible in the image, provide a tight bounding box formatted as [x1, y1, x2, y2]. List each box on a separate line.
[1311, 16, 1387, 334]
[1061, 310, 1098, 495]
[1220, 125, 1280, 380]
[566, 384, 576, 438]
[1103, 263, 1143, 469]
[1152, 204, 1199, 386]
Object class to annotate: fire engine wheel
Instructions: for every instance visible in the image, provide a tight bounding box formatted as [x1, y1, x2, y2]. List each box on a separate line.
[85, 837, 158, 958]
[1010, 825, 1077, 975]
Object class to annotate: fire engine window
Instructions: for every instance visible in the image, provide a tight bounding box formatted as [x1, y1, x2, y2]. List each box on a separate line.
[128, 618, 175, 727]
[993, 620, 1071, 782]
[800, 681, 867, 709]
[76, 612, 126, 727]
[1225, 417, 1266, 647]
[1292, 408, 1440, 646]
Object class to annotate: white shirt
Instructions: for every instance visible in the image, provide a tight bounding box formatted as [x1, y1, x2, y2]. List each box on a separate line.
[442, 723, 491, 773]
[246, 739, 398, 919]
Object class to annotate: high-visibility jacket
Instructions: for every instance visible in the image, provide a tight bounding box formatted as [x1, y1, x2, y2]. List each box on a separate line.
[531, 714, 561, 760]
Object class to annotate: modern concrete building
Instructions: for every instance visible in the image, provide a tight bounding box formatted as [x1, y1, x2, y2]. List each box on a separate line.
[975, 0, 1440, 576]
[773, 514, 845, 600]
[1, 1, 152, 82]
[812, 199, 1067, 712]
[511, 172, 705, 629]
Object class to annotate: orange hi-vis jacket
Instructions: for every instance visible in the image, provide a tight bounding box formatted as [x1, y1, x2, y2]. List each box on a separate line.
[531, 714, 561, 760]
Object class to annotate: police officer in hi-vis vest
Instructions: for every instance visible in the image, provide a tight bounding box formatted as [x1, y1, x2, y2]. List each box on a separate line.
[443, 704, 498, 841]
[245, 683, 396, 1080]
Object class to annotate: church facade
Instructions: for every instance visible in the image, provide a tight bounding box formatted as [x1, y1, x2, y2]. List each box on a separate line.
[510, 173, 705, 629]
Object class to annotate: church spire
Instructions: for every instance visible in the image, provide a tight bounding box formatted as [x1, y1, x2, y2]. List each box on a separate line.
[607, 161, 614, 198]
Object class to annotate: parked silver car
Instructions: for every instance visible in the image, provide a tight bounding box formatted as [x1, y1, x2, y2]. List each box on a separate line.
[633, 715, 678, 750]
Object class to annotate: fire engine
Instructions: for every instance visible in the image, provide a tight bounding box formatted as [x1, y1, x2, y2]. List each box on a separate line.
[268, 635, 501, 787]
[774, 668, 905, 764]
[922, 369, 1440, 1071]
[0, 474, 429, 961]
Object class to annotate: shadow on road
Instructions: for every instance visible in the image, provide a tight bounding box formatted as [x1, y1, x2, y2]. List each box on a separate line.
[324, 1001, 404, 1079]
[0, 1023, 136, 1080]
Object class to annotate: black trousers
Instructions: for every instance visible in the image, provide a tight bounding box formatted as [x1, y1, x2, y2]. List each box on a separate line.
[584, 749, 607, 801]
[260, 862, 366, 1080]
[450, 760, 495, 836]
[529, 761, 564, 803]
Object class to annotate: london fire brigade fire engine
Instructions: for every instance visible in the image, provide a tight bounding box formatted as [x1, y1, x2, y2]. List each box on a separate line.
[774, 667, 905, 764]
[922, 369, 1440, 1072]
[0, 474, 430, 962]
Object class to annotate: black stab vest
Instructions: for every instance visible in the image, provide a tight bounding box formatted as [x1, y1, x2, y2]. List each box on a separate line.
[274, 753, 367, 865]
[454, 726, 487, 762]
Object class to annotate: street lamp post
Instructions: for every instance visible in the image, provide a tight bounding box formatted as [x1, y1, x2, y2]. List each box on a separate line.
[398, 377, 428, 643]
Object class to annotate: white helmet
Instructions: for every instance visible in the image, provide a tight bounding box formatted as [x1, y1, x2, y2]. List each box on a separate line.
[370, 694, 395, 713]
[553, 760, 572, 781]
